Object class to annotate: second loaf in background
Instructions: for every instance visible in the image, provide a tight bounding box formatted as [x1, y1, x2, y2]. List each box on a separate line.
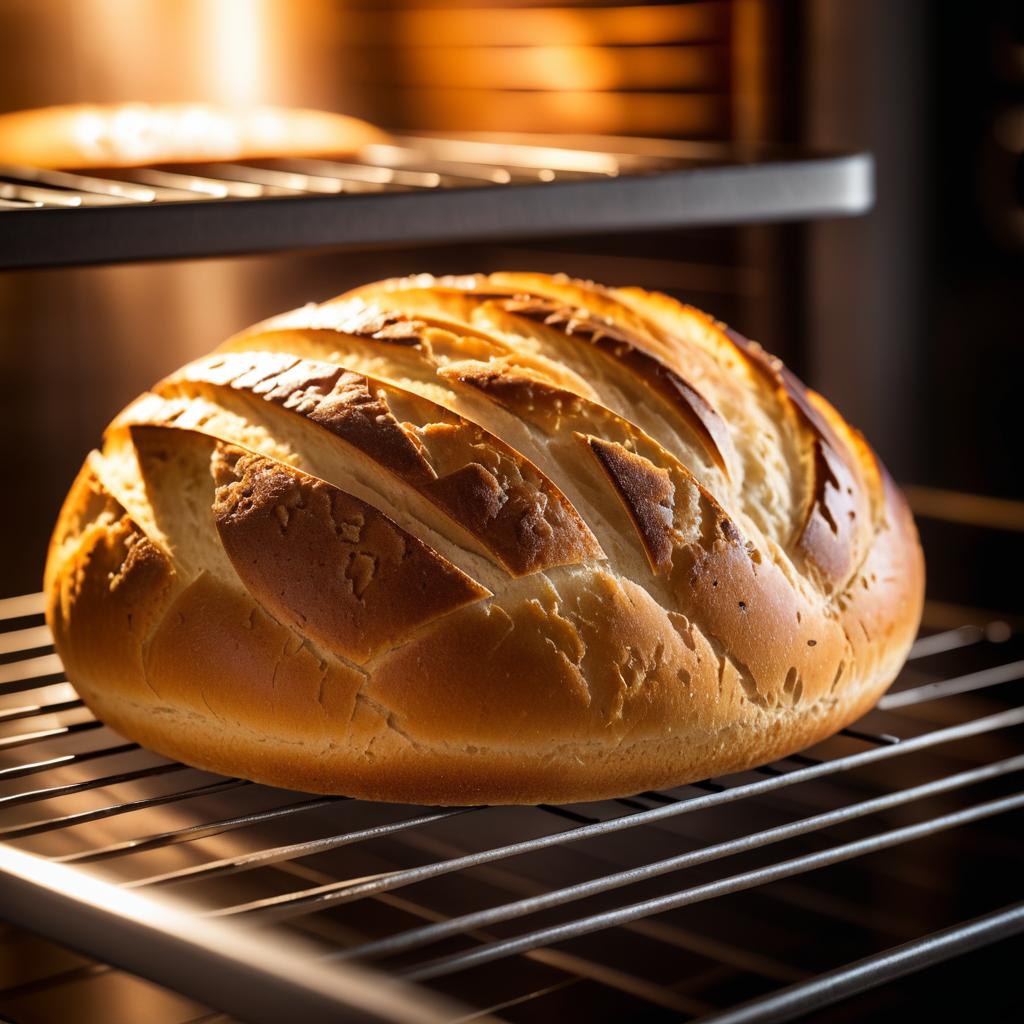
[44, 272, 925, 804]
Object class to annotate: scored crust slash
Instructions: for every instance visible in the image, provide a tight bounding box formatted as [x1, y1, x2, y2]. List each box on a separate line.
[44, 272, 924, 805]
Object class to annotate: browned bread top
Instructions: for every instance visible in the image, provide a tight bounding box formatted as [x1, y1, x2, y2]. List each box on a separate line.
[44, 273, 924, 804]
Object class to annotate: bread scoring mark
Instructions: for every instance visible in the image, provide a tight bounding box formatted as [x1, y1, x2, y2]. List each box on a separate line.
[445, 361, 768, 591]
[492, 272, 650, 323]
[212, 445, 489, 664]
[51, 459, 175, 620]
[345, 309, 431, 347]
[494, 297, 736, 478]
[256, 292, 535, 370]
[337, 302, 517, 361]
[174, 350, 432, 478]
[722, 327, 868, 589]
[297, 286, 606, 404]
[657, 465, 849, 712]
[612, 288, 747, 370]
[582, 436, 677, 574]
[797, 438, 860, 585]
[489, 272, 712, 388]
[235, 297, 573, 388]
[246, 301, 432, 351]
[46, 463, 179, 702]
[172, 352, 602, 577]
[440, 361, 586, 433]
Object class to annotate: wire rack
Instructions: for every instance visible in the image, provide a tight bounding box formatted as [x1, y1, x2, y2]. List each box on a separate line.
[0, 133, 872, 269]
[0, 590, 1021, 1023]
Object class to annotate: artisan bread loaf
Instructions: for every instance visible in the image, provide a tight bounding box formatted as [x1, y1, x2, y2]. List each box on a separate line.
[44, 273, 924, 804]
[0, 103, 385, 169]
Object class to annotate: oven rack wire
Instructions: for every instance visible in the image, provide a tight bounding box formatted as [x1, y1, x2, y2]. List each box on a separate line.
[0, 133, 872, 269]
[0, 591, 1020, 1023]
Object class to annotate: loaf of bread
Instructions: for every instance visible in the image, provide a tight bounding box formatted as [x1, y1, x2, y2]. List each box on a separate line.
[0, 103, 385, 169]
[44, 273, 924, 804]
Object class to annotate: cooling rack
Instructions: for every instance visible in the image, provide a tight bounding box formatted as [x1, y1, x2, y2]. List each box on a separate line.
[0, 133, 872, 269]
[0, 590, 1020, 1023]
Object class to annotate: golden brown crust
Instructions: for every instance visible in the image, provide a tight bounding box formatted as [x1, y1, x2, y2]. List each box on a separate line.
[691, 322, 869, 589]
[168, 351, 603, 576]
[583, 437, 676, 573]
[494, 296, 738, 478]
[45, 462, 180, 703]
[212, 446, 490, 664]
[139, 573, 367, 743]
[44, 272, 925, 805]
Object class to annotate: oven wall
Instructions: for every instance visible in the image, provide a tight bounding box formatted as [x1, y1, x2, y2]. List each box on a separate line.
[0, 0, 793, 598]
[801, 0, 1024, 619]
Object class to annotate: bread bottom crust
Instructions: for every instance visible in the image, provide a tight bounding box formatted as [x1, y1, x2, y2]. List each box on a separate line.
[73, 673, 890, 806]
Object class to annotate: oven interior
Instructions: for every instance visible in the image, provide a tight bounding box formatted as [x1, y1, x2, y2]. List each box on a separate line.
[0, 2, 1021, 1022]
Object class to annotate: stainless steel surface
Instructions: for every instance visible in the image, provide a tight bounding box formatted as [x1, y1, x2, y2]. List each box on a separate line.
[0, 134, 873, 270]
[0, 592, 1020, 1022]
[0, 843, 462, 1024]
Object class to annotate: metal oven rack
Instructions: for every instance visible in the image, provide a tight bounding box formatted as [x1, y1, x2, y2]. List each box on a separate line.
[0, 592, 1021, 1023]
[0, 133, 871, 269]
[1, 131, 1020, 1022]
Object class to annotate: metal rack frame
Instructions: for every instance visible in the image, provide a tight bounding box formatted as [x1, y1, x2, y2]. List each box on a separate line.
[1, 128, 1019, 1023]
[0, 134, 872, 269]
[0, 592, 1020, 1022]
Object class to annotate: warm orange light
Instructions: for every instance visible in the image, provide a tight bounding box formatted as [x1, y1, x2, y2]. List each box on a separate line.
[400, 91, 726, 138]
[408, 46, 723, 93]
[206, 0, 270, 105]
[390, 3, 724, 48]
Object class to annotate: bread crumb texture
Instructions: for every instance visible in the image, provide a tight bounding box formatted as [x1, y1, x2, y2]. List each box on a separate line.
[45, 273, 924, 804]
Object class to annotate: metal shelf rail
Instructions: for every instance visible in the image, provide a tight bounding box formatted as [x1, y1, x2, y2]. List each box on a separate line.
[0, 134, 872, 269]
[0, 591, 1020, 1022]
